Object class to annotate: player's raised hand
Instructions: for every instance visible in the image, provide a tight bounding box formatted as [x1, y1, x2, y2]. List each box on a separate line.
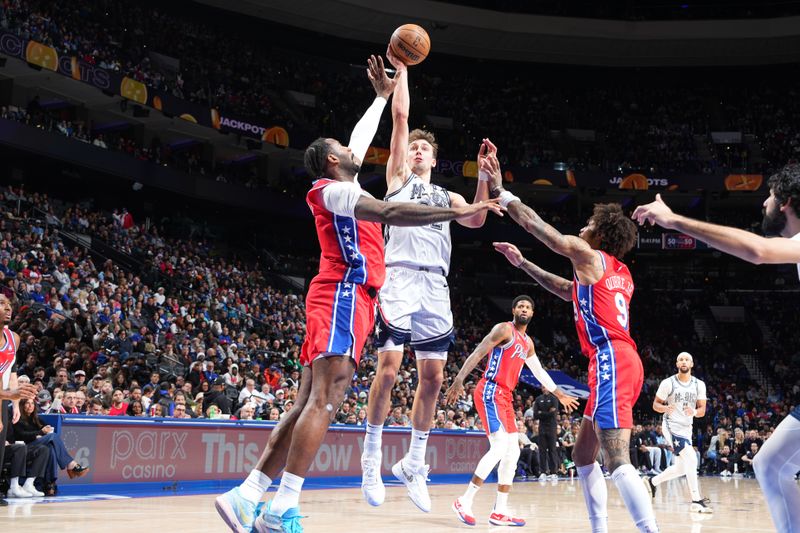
[555, 389, 580, 413]
[385, 44, 407, 73]
[632, 193, 677, 229]
[457, 198, 504, 220]
[493, 242, 525, 267]
[367, 54, 397, 99]
[480, 152, 503, 194]
[444, 379, 465, 406]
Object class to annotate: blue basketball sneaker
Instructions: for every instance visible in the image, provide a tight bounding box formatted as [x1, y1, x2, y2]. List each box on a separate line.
[215, 487, 261, 532]
[253, 501, 304, 533]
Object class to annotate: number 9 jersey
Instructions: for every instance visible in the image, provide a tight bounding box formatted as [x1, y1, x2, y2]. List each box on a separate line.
[572, 250, 643, 429]
[572, 250, 637, 357]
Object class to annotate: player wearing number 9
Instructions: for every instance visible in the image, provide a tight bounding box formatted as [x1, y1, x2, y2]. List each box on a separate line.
[488, 147, 657, 532]
[491, 203, 639, 430]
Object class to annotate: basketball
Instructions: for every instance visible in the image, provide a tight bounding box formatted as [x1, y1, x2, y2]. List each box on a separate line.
[389, 24, 430, 66]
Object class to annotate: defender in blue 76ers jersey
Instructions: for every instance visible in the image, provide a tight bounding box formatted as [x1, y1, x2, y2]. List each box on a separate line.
[445, 295, 578, 527]
[634, 166, 800, 533]
[487, 148, 659, 533]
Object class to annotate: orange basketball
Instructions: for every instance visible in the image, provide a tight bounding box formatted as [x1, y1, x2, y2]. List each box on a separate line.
[389, 24, 430, 66]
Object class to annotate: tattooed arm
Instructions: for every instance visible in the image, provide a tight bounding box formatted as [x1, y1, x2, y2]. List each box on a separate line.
[481, 153, 602, 282]
[493, 242, 573, 301]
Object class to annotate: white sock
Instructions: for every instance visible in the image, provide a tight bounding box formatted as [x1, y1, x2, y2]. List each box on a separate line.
[753, 415, 800, 533]
[462, 482, 480, 506]
[406, 428, 429, 467]
[652, 457, 685, 486]
[239, 469, 272, 504]
[364, 423, 383, 457]
[270, 472, 304, 517]
[611, 464, 659, 533]
[494, 491, 509, 514]
[577, 463, 608, 533]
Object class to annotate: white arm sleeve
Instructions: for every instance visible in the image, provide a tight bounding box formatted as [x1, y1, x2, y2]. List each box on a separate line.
[348, 96, 388, 180]
[525, 354, 557, 392]
[322, 181, 363, 218]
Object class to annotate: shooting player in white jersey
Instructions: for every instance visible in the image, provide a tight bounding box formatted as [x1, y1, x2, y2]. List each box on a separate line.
[634, 163, 800, 532]
[644, 352, 712, 513]
[360, 47, 492, 512]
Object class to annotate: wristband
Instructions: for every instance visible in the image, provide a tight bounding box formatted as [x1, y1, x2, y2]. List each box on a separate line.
[498, 190, 520, 209]
[478, 169, 489, 182]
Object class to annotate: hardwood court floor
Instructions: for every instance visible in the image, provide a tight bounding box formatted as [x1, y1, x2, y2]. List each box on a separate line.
[0, 476, 778, 532]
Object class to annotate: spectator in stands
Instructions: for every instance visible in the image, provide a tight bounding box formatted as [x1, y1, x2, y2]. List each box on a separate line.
[59, 389, 79, 414]
[86, 398, 106, 415]
[172, 403, 189, 419]
[35, 390, 52, 414]
[126, 400, 145, 417]
[107, 389, 128, 416]
[238, 404, 256, 421]
[223, 363, 241, 388]
[14, 398, 89, 495]
[2, 437, 48, 498]
[202, 377, 231, 415]
[741, 442, 760, 477]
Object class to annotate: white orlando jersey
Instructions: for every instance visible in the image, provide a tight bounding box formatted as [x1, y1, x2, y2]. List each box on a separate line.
[383, 173, 452, 275]
[656, 375, 707, 439]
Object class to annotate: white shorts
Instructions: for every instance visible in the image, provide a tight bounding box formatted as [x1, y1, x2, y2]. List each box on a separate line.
[375, 266, 454, 354]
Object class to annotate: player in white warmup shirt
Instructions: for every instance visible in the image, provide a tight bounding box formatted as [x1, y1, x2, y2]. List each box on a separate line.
[360, 47, 492, 512]
[644, 352, 712, 514]
[634, 163, 800, 533]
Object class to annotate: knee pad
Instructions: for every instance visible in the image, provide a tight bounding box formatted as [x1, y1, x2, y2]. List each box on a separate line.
[497, 433, 521, 485]
[474, 430, 509, 480]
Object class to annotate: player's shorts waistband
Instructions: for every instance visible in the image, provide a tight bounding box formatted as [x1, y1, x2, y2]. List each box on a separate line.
[387, 263, 446, 276]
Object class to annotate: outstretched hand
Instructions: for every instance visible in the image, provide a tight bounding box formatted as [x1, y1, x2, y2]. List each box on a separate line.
[458, 198, 504, 220]
[631, 193, 676, 229]
[493, 242, 524, 267]
[385, 44, 407, 73]
[555, 390, 580, 414]
[367, 54, 397, 99]
[444, 380, 464, 406]
[479, 152, 504, 195]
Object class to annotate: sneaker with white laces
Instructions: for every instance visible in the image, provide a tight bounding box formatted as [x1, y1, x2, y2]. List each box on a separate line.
[392, 459, 431, 512]
[452, 497, 476, 526]
[690, 498, 713, 514]
[488, 511, 526, 526]
[253, 501, 304, 533]
[7, 485, 33, 498]
[215, 486, 260, 533]
[361, 453, 385, 506]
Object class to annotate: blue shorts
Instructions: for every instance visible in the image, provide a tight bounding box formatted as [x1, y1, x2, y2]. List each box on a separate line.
[791, 404, 800, 422]
[671, 435, 692, 454]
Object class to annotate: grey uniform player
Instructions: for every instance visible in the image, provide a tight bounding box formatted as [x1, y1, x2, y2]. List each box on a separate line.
[645, 352, 711, 513]
[360, 46, 492, 512]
